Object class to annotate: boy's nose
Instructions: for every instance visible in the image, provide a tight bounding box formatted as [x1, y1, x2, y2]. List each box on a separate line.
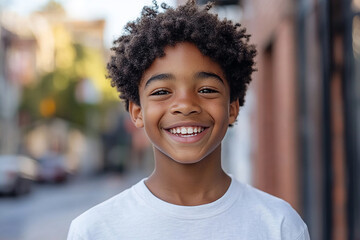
[170, 92, 201, 116]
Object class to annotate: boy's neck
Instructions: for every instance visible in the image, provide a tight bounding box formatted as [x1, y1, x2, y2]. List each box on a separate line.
[145, 146, 231, 206]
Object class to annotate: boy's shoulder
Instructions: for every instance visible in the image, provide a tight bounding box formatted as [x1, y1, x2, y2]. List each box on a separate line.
[239, 181, 297, 213]
[68, 179, 145, 238]
[234, 180, 309, 239]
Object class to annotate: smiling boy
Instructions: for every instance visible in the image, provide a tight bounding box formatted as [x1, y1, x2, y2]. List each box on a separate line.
[67, 1, 310, 239]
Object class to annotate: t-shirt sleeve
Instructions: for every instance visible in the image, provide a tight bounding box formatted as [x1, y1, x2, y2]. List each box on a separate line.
[280, 202, 311, 240]
[295, 227, 311, 240]
[67, 220, 84, 240]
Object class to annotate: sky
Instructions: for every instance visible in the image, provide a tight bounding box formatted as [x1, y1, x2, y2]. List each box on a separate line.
[2, 0, 176, 47]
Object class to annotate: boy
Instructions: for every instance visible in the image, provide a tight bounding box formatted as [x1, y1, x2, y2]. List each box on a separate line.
[67, 1, 310, 239]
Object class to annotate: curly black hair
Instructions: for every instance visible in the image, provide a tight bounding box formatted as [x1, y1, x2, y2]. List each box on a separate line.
[107, 0, 256, 111]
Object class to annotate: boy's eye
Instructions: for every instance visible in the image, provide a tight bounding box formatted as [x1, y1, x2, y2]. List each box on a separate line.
[150, 89, 170, 95]
[199, 88, 218, 94]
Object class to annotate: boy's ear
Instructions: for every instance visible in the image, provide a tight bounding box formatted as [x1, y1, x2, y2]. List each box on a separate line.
[128, 101, 144, 128]
[228, 99, 240, 125]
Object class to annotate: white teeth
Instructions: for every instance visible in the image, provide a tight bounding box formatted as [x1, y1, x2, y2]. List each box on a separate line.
[181, 127, 187, 134]
[169, 126, 205, 136]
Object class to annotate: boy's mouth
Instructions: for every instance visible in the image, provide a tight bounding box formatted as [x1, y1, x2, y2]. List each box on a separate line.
[167, 126, 206, 137]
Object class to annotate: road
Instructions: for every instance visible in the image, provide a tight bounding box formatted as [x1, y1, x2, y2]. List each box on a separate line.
[0, 170, 149, 240]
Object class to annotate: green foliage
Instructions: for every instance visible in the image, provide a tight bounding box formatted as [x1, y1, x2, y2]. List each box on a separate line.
[20, 38, 117, 131]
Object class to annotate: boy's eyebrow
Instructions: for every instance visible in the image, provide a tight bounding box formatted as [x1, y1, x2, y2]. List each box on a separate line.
[144, 72, 224, 89]
[196, 72, 224, 84]
[144, 73, 174, 88]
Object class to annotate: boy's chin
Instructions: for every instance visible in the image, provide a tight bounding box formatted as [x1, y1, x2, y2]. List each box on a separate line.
[165, 153, 209, 165]
[172, 158, 204, 165]
[154, 144, 222, 166]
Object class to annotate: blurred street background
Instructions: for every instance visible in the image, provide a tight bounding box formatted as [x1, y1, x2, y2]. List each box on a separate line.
[0, 0, 359, 240]
[0, 170, 149, 240]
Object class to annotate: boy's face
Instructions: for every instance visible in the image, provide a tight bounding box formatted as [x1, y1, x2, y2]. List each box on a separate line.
[129, 42, 239, 164]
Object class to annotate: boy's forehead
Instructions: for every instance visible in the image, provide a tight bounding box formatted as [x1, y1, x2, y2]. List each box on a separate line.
[140, 42, 226, 84]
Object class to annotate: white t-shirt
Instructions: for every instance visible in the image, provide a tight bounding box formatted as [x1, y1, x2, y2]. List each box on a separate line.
[67, 176, 310, 240]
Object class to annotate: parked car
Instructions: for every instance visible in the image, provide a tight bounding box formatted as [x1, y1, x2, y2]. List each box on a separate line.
[0, 155, 38, 196]
[36, 152, 68, 183]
